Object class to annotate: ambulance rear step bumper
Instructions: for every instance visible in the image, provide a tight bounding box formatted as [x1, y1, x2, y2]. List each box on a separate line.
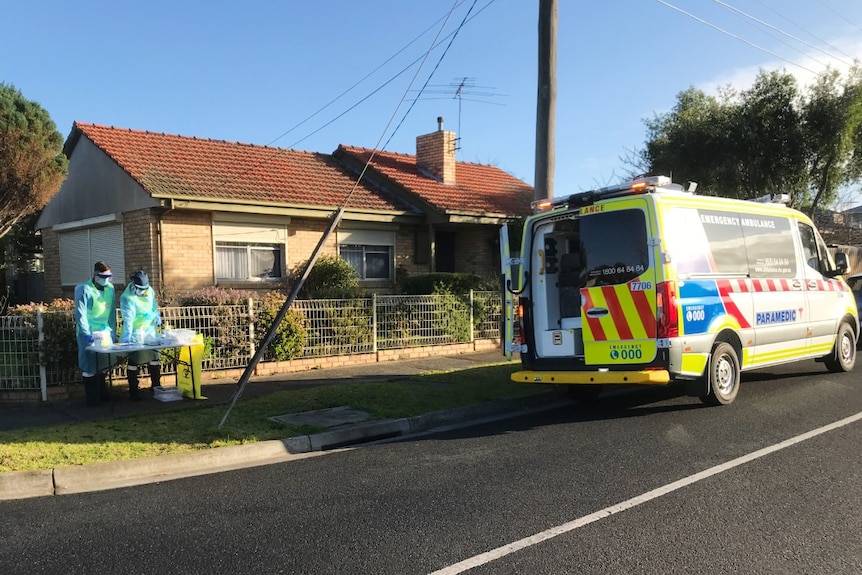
[512, 369, 670, 385]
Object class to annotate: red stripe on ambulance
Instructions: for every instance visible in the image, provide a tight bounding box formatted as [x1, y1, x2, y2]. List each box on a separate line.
[582, 289, 606, 341]
[716, 279, 751, 329]
[602, 287, 634, 340]
[630, 288, 657, 338]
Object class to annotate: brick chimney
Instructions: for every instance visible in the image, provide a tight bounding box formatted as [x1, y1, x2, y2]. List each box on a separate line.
[416, 116, 456, 185]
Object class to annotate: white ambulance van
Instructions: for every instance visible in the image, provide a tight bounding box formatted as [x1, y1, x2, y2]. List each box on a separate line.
[500, 175, 858, 405]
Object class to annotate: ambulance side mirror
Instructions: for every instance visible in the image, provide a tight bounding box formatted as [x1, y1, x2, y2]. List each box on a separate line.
[828, 252, 850, 278]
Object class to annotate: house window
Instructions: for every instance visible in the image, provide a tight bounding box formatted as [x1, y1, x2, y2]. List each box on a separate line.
[340, 244, 392, 280]
[337, 229, 395, 281]
[215, 242, 283, 281]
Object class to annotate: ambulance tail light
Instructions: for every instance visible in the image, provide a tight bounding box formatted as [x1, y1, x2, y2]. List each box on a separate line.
[656, 281, 678, 339]
[517, 298, 527, 345]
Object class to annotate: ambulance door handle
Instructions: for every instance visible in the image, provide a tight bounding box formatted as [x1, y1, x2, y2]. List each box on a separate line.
[586, 308, 609, 318]
[807, 280, 818, 289]
[791, 280, 803, 290]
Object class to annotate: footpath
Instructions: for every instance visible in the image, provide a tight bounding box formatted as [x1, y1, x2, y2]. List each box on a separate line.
[0, 350, 563, 501]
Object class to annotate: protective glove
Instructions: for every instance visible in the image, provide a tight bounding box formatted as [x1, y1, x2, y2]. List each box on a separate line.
[85, 334, 95, 344]
[156, 317, 162, 326]
[120, 334, 132, 344]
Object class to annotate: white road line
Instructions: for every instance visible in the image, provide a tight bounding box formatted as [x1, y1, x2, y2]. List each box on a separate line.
[428, 411, 862, 575]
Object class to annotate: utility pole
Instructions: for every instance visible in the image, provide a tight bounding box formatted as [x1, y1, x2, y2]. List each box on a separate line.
[534, 0, 557, 201]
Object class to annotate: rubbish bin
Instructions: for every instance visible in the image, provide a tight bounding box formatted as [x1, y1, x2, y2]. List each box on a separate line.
[177, 333, 206, 399]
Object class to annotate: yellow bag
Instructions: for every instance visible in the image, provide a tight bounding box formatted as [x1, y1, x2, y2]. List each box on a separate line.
[176, 333, 206, 399]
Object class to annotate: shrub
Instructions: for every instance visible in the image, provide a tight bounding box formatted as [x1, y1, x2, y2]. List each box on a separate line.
[8, 299, 77, 383]
[175, 286, 257, 306]
[398, 274, 498, 341]
[428, 286, 472, 343]
[291, 255, 363, 299]
[174, 287, 258, 364]
[254, 291, 307, 361]
[399, 272, 496, 295]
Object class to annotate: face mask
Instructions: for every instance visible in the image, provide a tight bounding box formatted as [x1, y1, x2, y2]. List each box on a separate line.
[95, 277, 111, 287]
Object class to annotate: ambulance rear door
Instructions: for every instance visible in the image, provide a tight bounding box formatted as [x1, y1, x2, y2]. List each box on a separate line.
[579, 198, 659, 366]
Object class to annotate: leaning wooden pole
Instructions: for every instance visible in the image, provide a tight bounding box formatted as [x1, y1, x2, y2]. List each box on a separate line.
[218, 206, 346, 429]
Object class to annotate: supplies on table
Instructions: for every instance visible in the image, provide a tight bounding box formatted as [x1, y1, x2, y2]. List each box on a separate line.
[153, 385, 183, 402]
[91, 329, 113, 348]
[160, 328, 197, 346]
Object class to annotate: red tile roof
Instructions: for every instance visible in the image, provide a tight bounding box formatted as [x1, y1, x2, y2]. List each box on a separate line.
[70, 123, 412, 212]
[69, 123, 533, 219]
[338, 146, 534, 216]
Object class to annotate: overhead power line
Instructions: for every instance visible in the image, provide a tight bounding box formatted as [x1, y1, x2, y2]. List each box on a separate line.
[713, 0, 855, 68]
[219, 0, 473, 428]
[751, 0, 859, 64]
[655, 0, 819, 75]
[381, 0, 481, 152]
[815, 0, 862, 35]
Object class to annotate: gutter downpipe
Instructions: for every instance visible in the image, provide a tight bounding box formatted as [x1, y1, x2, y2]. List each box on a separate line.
[156, 199, 175, 296]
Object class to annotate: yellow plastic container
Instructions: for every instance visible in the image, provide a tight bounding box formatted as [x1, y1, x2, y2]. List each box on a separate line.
[176, 333, 205, 399]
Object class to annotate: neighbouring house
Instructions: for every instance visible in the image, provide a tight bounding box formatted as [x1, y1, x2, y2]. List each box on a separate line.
[36, 117, 533, 302]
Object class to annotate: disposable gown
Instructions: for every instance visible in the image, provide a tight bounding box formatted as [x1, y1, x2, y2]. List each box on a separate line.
[73, 279, 117, 374]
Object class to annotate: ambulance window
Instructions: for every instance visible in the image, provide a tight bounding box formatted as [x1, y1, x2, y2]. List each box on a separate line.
[697, 210, 748, 275]
[581, 209, 648, 286]
[664, 207, 712, 275]
[797, 222, 828, 275]
[743, 215, 796, 278]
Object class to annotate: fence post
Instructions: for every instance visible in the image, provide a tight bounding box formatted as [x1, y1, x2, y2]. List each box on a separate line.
[37, 308, 47, 402]
[247, 297, 256, 359]
[469, 290, 474, 343]
[372, 293, 378, 354]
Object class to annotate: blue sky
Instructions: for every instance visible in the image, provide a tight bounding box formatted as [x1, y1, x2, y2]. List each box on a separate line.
[4, 1, 862, 202]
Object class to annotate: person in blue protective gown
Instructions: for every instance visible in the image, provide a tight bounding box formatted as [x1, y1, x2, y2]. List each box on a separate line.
[119, 270, 163, 400]
[73, 261, 118, 406]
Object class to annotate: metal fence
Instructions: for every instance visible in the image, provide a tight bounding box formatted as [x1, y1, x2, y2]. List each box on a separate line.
[0, 291, 504, 396]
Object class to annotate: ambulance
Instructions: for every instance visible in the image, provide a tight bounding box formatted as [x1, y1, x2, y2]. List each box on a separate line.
[500, 175, 858, 405]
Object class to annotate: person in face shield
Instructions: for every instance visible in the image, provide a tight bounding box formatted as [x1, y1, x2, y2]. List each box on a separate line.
[73, 261, 118, 406]
[119, 270, 163, 400]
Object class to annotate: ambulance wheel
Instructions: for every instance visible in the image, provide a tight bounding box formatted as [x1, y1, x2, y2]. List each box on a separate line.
[700, 342, 740, 406]
[824, 322, 856, 373]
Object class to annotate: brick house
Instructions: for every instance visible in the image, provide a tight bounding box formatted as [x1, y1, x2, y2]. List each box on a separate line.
[36, 118, 533, 301]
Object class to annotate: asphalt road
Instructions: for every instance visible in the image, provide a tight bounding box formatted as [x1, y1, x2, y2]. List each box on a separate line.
[2, 360, 861, 574]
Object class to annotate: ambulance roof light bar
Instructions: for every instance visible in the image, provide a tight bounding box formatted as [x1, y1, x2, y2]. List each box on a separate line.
[530, 175, 675, 213]
[750, 193, 790, 204]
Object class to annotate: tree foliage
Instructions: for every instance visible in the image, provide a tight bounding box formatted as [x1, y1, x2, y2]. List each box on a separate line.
[290, 255, 362, 299]
[638, 67, 862, 214]
[0, 83, 68, 240]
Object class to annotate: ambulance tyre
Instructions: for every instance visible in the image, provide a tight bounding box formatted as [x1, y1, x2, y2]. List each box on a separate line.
[700, 342, 740, 406]
[824, 322, 856, 373]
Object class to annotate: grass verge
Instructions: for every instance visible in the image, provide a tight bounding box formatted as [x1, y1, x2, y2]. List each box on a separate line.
[0, 363, 547, 473]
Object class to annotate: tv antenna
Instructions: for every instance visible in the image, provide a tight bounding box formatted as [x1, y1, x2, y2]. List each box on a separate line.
[410, 77, 507, 150]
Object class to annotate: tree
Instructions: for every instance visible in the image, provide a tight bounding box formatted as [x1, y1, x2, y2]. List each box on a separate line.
[638, 66, 862, 215]
[736, 70, 807, 204]
[801, 66, 862, 214]
[641, 85, 741, 196]
[0, 83, 67, 240]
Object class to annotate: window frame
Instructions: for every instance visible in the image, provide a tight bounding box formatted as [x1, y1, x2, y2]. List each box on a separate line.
[337, 229, 396, 282]
[214, 241, 284, 281]
[339, 243, 393, 281]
